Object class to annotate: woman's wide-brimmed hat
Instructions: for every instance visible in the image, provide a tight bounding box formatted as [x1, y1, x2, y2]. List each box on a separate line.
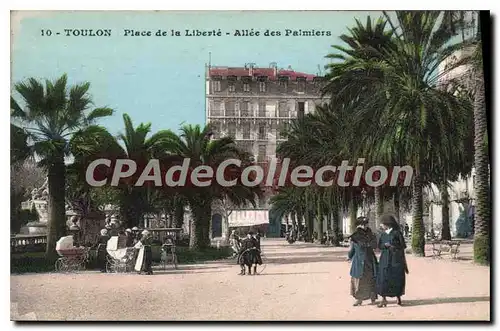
[355, 216, 369, 226]
[380, 214, 398, 227]
[100, 229, 108, 236]
[132, 227, 139, 231]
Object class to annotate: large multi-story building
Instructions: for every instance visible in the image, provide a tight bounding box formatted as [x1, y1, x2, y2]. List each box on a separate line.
[205, 63, 325, 237]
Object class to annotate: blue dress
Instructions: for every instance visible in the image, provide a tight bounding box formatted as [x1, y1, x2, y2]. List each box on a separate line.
[376, 229, 408, 297]
[348, 230, 378, 301]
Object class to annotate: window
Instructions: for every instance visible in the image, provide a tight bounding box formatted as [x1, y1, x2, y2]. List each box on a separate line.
[297, 102, 305, 119]
[227, 76, 237, 92]
[240, 101, 251, 117]
[279, 77, 289, 90]
[258, 101, 266, 117]
[278, 102, 288, 117]
[212, 80, 221, 92]
[225, 101, 236, 116]
[242, 122, 251, 139]
[211, 101, 222, 116]
[259, 82, 266, 92]
[243, 83, 250, 92]
[258, 124, 266, 140]
[227, 122, 236, 138]
[297, 78, 306, 92]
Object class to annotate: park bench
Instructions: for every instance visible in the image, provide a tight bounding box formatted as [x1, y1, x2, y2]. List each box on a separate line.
[430, 240, 461, 259]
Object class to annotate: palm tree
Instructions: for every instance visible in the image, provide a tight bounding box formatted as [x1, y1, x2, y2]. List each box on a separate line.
[72, 113, 179, 228]
[323, 16, 398, 232]
[325, 12, 474, 256]
[438, 12, 489, 263]
[11, 74, 113, 259]
[162, 124, 262, 249]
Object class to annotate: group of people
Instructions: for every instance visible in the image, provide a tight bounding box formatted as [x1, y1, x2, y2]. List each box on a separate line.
[229, 230, 263, 275]
[95, 226, 154, 275]
[348, 214, 409, 307]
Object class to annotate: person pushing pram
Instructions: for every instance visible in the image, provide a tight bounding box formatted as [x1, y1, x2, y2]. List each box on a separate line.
[237, 231, 263, 275]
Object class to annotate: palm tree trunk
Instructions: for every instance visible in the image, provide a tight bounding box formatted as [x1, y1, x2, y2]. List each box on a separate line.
[174, 204, 184, 229]
[291, 212, 297, 229]
[394, 187, 401, 222]
[189, 199, 211, 250]
[411, 172, 425, 256]
[348, 199, 357, 234]
[297, 210, 303, 234]
[313, 197, 322, 243]
[122, 189, 144, 228]
[473, 71, 490, 264]
[375, 186, 383, 228]
[46, 156, 66, 261]
[331, 203, 340, 246]
[440, 181, 452, 240]
[305, 210, 313, 242]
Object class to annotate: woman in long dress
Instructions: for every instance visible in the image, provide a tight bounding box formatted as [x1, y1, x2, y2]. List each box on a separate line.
[348, 217, 378, 306]
[96, 229, 110, 273]
[134, 230, 153, 275]
[376, 214, 409, 307]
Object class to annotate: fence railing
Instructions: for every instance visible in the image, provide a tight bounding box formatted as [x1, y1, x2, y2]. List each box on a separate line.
[11, 235, 47, 253]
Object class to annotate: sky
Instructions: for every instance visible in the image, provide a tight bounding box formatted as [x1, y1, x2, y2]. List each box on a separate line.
[11, 10, 385, 136]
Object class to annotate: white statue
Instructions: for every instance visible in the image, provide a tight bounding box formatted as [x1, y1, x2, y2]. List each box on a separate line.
[31, 178, 49, 201]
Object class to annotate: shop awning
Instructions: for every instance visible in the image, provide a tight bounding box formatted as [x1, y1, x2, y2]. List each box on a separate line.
[228, 210, 269, 227]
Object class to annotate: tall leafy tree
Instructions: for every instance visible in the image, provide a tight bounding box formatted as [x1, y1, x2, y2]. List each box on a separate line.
[162, 124, 262, 249]
[11, 74, 113, 259]
[71, 113, 177, 228]
[328, 11, 474, 256]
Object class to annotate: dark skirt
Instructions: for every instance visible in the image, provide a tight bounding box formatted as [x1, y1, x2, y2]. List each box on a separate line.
[376, 265, 406, 297]
[350, 260, 377, 301]
[238, 248, 262, 266]
[141, 245, 153, 272]
[97, 244, 108, 271]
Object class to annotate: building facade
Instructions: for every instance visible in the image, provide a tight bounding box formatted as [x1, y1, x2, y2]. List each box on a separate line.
[205, 63, 325, 236]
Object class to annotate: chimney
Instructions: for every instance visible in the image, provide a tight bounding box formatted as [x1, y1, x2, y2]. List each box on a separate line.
[246, 62, 256, 77]
[270, 62, 278, 77]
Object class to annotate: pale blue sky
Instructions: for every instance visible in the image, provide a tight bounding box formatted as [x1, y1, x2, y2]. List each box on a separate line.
[11, 11, 384, 135]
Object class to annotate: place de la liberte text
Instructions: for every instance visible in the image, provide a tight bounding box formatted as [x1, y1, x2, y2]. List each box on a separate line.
[40, 28, 332, 37]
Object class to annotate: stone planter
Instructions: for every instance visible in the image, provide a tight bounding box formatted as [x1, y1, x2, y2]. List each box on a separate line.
[19, 222, 47, 235]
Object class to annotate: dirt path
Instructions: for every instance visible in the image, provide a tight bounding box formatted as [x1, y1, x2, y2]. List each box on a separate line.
[10, 239, 490, 321]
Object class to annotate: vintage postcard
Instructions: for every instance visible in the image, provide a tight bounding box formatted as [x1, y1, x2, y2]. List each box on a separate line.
[10, 10, 491, 321]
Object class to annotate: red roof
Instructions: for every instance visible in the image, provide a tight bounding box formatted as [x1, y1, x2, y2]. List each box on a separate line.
[209, 66, 316, 81]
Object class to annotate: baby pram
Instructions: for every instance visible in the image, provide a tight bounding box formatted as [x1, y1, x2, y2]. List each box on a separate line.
[55, 236, 89, 272]
[106, 236, 136, 273]
[160, 237, 178, 270]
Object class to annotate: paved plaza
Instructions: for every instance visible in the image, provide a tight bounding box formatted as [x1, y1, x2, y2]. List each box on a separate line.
[11, 239, 490, 321]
